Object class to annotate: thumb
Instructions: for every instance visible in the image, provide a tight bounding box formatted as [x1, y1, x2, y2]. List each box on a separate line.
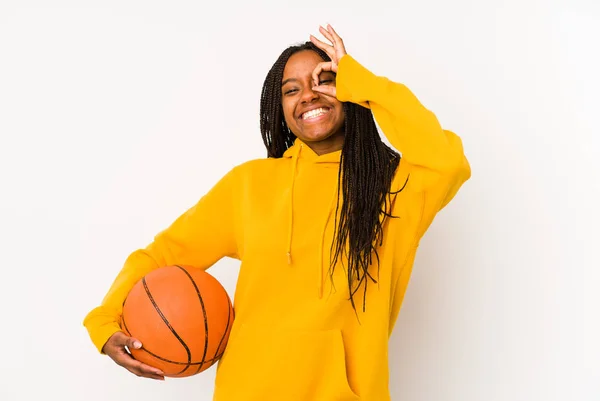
[127, 336, 143, 350]
[312, 85, 336, 99]
[111, 331, 142, 350]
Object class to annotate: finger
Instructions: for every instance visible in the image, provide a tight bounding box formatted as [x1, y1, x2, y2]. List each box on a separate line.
[126, 336, 143, 351]
[311, 61, 335, 87]
[312, 85, 337, 98]
[326, 24, 347, 53]
[319, 25, 335, 45]
[135, 368, 166, 380]
[111, 346, 165, 377]
[134, 360, 165, 378]
[120, 355, 166, 380]
[326, 24, 340, 40]
[309, 34, 334, 58]
[124, 353, 165, 377]
[107, 331, 142, 350]
[129, 365, 166, 381]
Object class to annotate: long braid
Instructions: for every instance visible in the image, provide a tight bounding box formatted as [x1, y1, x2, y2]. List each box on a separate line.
[260, 42, 405, 313]
[331, 103, 402, 312]
[260, 48, 297, 157]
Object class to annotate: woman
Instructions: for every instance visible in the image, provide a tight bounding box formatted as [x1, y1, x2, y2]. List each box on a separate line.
[83, 25, 471, 400]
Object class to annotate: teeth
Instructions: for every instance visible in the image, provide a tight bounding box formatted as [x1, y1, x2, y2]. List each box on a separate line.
[302, 108, 327, 120]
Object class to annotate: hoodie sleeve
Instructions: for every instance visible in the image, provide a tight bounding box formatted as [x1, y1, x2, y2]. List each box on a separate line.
[83, 166, 240, 353]
[335, 54, 471, 230]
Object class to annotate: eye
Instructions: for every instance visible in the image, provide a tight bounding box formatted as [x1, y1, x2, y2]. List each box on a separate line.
[319, 79, 334, 85]
[283, 88, 298, 95]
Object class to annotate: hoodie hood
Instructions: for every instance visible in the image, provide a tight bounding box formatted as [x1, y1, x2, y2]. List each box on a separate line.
[282, 138, 342, 299]
[282, 137, 343, 163]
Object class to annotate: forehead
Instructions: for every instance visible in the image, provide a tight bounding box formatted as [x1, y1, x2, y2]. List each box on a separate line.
[283, 50, 325, 79]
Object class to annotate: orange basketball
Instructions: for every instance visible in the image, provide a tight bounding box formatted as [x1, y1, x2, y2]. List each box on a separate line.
[120, 265, 234, 378]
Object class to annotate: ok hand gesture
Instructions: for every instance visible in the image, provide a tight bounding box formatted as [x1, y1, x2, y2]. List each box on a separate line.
[309, 24, 348, 98]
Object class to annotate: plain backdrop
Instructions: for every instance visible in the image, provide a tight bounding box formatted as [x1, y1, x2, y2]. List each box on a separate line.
[0, 1, 598, 400]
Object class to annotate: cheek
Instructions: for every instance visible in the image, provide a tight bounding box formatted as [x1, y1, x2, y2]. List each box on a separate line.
[334, 106, 345, 125]
[281, 100, 296, 128]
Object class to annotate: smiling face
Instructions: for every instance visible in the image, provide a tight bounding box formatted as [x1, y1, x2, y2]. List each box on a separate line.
[281, 50, 345, 155]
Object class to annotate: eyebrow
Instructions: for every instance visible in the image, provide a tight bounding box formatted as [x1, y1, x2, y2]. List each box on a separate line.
[281, 72, 334, 87]
[281, 78, 298, 87]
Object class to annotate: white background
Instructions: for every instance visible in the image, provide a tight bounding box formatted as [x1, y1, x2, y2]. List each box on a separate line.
[0, 1, 598, 400]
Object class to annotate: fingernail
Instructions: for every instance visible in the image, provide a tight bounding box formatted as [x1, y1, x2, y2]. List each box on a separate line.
[133, 341, 142, 349]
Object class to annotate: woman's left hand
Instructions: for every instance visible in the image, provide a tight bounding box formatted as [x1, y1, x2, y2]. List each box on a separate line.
[310, 24, 347, 98]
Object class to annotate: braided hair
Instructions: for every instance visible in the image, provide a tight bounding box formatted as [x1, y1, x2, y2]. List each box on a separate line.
[260, 41, 403, 312]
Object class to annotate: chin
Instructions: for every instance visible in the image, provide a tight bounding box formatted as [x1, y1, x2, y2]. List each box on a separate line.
[298, 132, 335, 142]
[297, 125, 338, 140]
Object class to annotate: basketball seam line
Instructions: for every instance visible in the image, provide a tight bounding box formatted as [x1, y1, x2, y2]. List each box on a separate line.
[175, 265, 210, 373]
[143, 276, 192, 375]
[121, 315, 224, 365]
[209, 294, 234, 374]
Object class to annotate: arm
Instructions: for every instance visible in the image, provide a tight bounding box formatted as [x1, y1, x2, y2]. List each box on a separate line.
[83, 166, 240, 353]
[310, 26, 470, 203]
[336, 54, 471, 233]
[335, 56, 472, 330]
[335, 54, 471, 191]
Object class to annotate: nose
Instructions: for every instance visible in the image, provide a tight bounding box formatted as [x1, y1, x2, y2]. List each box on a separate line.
[300, 86, 319, 104]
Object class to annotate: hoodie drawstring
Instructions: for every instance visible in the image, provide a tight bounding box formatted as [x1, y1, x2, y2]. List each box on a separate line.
[286, 144, 302, 265]
[317, 187, 339, 299]
[285, 140, 340, 300]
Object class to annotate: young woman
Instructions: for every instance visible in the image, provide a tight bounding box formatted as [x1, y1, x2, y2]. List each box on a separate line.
[83, 25, 471, 401]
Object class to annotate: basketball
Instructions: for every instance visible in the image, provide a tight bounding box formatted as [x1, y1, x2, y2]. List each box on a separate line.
[120, 265, 234, 378]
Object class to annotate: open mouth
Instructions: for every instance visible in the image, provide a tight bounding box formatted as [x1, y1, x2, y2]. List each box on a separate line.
[301, 107, 330, 121]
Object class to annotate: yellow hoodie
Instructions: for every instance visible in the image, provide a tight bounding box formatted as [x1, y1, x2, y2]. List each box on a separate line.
[83, 54, 471, 401]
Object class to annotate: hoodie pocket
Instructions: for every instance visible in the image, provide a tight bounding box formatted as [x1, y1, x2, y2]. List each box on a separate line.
[214, 324, 359, 401]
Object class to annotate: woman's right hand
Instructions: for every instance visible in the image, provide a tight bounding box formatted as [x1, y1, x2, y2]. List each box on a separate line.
[102, 331, 165, 380]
